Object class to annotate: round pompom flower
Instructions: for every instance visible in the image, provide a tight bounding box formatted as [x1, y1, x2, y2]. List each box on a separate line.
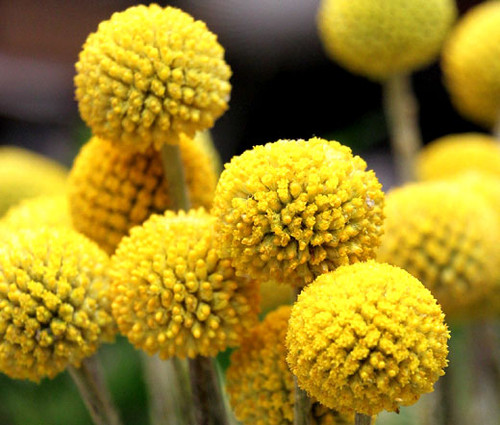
[286, 261, 449, 416]
[377, 181, 500, 318]
[75, 4, 232, 151]
[212, 137, 385, 287]
[0, 227, 115, 382]
[68, 134, 217, 254]
[441, 1, 500, 129]
[227, 305, 354, 425]
[110, 208, 260, 359]
[317, 0, 457, 80]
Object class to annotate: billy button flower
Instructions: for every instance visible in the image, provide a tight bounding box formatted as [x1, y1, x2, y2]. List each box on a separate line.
[212, 137, 384, 287]
[75, 4, 232, 152]
[286, 261, 449, 421]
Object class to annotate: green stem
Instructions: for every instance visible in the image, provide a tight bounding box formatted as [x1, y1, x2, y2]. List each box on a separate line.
[161, 143, 191, 211]
[493, 110, 500, 140]
[294, 377, 311, 425]
[354, 413, 372, 425]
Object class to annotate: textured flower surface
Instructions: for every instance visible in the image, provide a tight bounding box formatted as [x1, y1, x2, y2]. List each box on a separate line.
[317, 0, 457, 80]
[212, 137, 384, 287]
[227, 305, 354, 425]
[286, 261, 449, 416]
[442, 1, 500, 128]
[377, 181, 500, 318]
[416, 133, 500, 181]
[75, 4, 232, 151]
[68, 135, 217, 254]
[110, 208, 259, 359]
[0, 228, 115, 382]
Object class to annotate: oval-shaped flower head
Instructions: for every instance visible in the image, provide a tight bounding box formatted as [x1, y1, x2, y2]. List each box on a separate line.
[286, 261, 449, 416]
[110, 208, 259, 359]
[0, 228, 115, 382]
[227, 305, 355, 425]
[212, 137, 385, 287]
[75, 4, 232, 151]
[0, 146, 67, 216]
[416, 133, 500, 181]
[68, 134, 217, 254]
[377, 181, 500, 318]
[317, 0, 457, 80]
[442, 1, 500, 129]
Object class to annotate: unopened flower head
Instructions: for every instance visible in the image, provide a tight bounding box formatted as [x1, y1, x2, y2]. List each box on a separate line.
[286, 261, 449, 416]
[110, 208, 260, 359]
[212, 137, 384, 287]
[0, 228, 115, 382]
[75, 4, 232, 151]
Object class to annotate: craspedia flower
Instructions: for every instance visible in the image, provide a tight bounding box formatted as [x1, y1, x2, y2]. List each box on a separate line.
[194, 130, 223, 176]
[0, 227, 115, 382]
[212, 137, 385, 287]
[441, 1, 500, 129]
[317, 0, 457, 80]
[416, 133, 500, 181]
[286, 261, 449, 416]
[227, 305, 354, 425]
[68, 134, 217, 254]
[0, 146, 67, 216]
[75, 4, 232, 151]
[110, 208, 259, 359]
[259, 281, 294, 314]
[377, 181, 500, 317]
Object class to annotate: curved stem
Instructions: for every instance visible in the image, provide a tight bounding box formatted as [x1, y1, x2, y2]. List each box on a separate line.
[355, 413, 372, 425]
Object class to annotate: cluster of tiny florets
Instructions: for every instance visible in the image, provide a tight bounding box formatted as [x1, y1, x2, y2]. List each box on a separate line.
[110, 208, 260, 359]
[212, 137, 385, 287]
[0, 228, 116, 382]
[75, 4, 232, 151]
[286, 261, 449, 416]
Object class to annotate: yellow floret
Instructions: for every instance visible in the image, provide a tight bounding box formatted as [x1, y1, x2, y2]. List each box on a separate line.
[317, 0, 457, 80]
[75, 4, 232, 151]
[212, 137, 385, 287]
[68, 134, 217, 254]
[0, 228, 116, 382]
[442, 1, 500, 128]
[377, 181, 500, 318]
[0, 146, 67, 216]
[286, 261, 449, 416]
[110, 208, 260, 359]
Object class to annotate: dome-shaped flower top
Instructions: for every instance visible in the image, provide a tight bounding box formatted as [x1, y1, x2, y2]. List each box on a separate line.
[286, 261, 449, 416]
[212, 137, 385, 287]
[75, 4, 232, 152]
[110, 208, 259, 359]
[227, 305, 354, 425]
[317, 0, 457, 80]
[416, 133, 500, 181]
[377, 181, 500, 318]
[0, 227, 115, 382]
[442, 1, 500, 129]
[68, 134, 217, 254]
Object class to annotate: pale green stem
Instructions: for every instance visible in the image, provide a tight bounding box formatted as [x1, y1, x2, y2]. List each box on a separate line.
[493, 110, 500, 140]
[161, 144, 191, 211]
[355, 413, 372, 425]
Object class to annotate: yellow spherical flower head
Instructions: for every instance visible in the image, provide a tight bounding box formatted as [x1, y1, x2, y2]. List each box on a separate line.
[212, 137, 385, 287]
[317, 0, 457, 80]
[377, 181, 500, 318]
[227, 305, 354, 425]
[194, 130, 223, 176]
[0, 146, 67, 216]
[75, 4, 232, 151]
[110, 208, 259, 359]
[286, 261, 449, 416]
[416, 133, 500, 181]
[68, 134, 217, 254]
[0, 227, 115, 382]
[442, 1, 500, 128]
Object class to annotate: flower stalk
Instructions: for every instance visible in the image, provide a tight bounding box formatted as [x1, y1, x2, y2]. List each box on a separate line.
[355, 413, 372, 425]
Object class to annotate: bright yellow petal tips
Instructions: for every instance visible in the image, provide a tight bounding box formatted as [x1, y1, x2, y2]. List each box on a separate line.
[286, 261, 449, 416]
[0, 228, 116, 382]
[212, 137, 385, 287]
[442, 1, 500, 128]
[227, 305, 354, 425]
[75, 4, 232, 151]
[317, 0, 457, 80]
[110, 208, 260, 359]
[68, 135, 217, 254]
